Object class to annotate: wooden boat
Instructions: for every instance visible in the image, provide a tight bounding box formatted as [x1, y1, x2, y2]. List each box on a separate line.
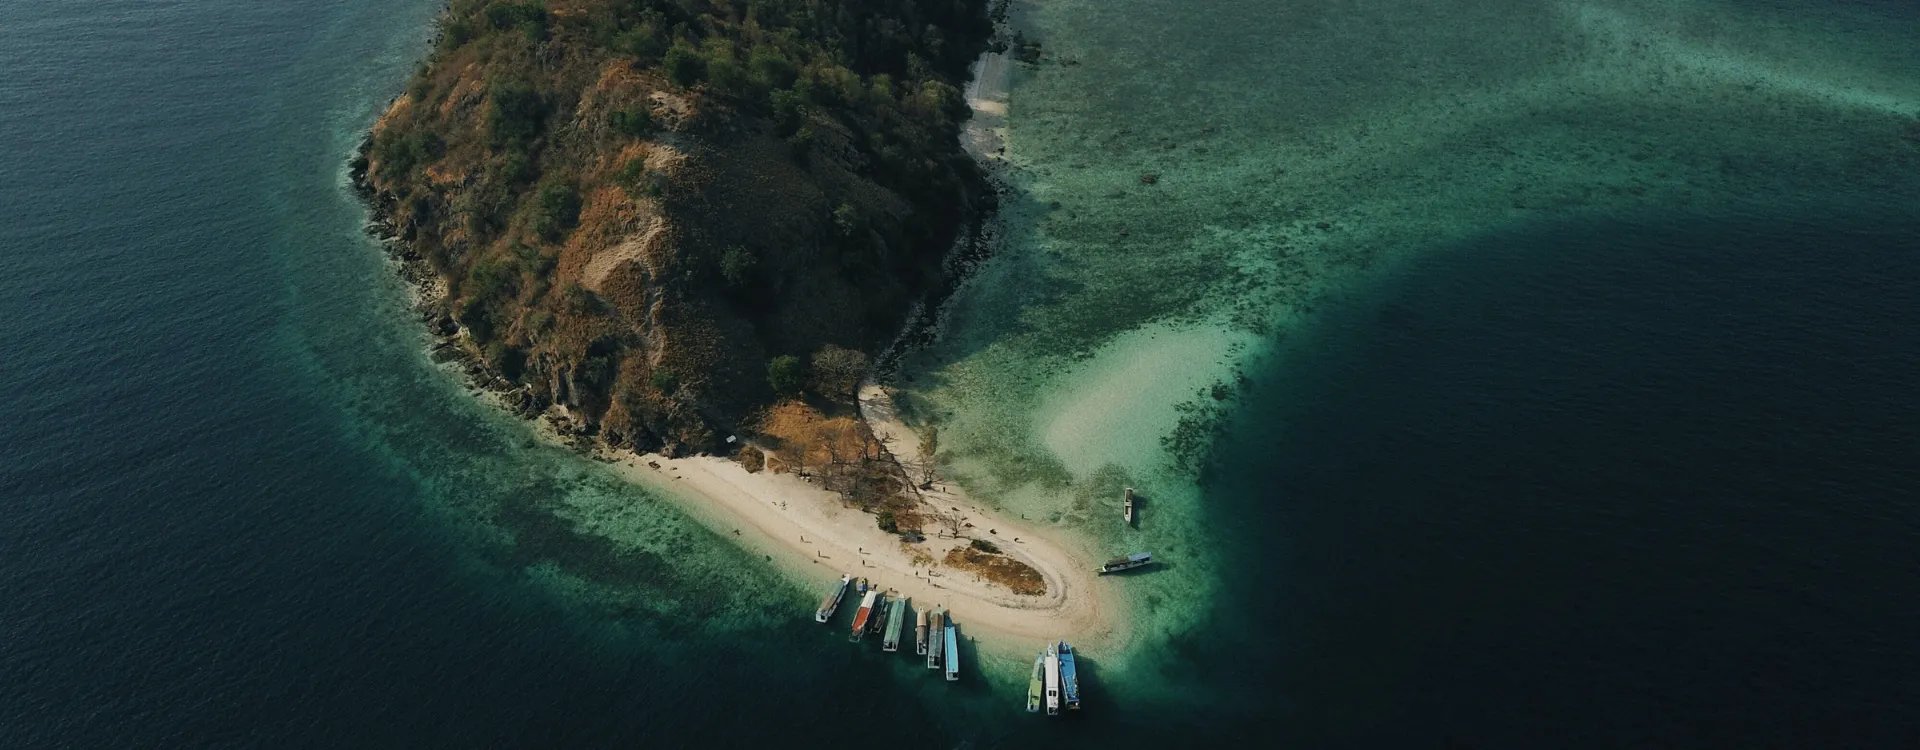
[882, 597, 908, 652]
[1026, 651, 1045, 712]
[867, 591, 888, 635]
[926, 610, 945, 670]
[1043, 644, 1061, 715]
[1095, 552, 1153, 574]
[814, 574, 850, 623]
[848, 590, 880, 642]
[914, 608, 930, 655]
[943, 619, 960, 682]
[1058, 641, 1082, 710]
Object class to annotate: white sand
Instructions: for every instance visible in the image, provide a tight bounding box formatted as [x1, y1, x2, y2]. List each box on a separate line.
[1036, 318, 1256, 477]
[962, 49, 1012, 161]
[590, 387, 1119, 654]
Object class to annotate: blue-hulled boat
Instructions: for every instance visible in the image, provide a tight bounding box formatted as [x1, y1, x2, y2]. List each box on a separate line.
[943, 619, 960, 681]
[1057, 641, 1082, 709]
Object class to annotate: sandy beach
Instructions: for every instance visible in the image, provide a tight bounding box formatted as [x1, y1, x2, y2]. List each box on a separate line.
[962, 48, 1012, 160]
[591, 383, 1120, 654]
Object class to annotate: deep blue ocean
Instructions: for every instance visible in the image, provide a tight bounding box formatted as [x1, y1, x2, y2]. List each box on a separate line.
[2, 1, 1918, 748]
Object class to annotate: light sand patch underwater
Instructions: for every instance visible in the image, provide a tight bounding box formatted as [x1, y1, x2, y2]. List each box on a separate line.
[1035, 319, 1254, 480]
[882, 0, 1920, 707]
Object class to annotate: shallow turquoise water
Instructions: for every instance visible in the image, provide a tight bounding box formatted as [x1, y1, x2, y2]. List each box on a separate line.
[894, 0, 1920, 733]
[2, 0, 1918, 746]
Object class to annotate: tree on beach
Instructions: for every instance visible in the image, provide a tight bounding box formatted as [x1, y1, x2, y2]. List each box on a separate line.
[916, 426, 940, 488]
[809, 344, 868, 401]
[930, 508, 965, 538]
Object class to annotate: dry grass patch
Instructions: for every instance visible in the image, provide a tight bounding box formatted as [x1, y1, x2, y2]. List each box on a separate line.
[943, 545, 1046, 596]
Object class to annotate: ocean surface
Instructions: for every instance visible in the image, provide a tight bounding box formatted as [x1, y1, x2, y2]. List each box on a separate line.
[2, 0, 1918, 747]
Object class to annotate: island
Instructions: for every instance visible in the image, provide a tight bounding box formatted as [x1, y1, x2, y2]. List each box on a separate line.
[354, 0, 1118, 646]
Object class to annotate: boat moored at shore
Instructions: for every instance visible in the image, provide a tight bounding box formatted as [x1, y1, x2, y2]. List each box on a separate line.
[882, 597, 908, 652]
[849, 589, 880, 642]
[914, 608, 930, 655]
[1096, 552, 1153, 574]
[1026, 652, 1045, 712]
[1057, 641, 1082, 710]
[867, 591, 888, 636]
[1043, 644, 1061, 715]
[815, 574, 851, 623]
[926, 610, 945, 670]
[943, 618, 960, 682]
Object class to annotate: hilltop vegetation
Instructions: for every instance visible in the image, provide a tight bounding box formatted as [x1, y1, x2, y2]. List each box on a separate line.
[355, 0, 995, 454]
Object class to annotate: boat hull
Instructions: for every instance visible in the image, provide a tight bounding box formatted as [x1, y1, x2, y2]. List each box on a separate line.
[814, 575, 851, 623]
[1043, 646, 1061, 716]
[848, 590, 880, 642]
[1026, 653, 1045, 712]
[882, 598, 907, 652]
[943, 623, 959, 681]
[1058, 641, 1082, 710]
[914, 610, 929, 655]
[926, 611, 945, 670]
[1095, 552, 1153, 574]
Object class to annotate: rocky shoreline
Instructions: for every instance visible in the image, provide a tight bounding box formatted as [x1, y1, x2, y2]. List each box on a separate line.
[349, 144, 586, 437]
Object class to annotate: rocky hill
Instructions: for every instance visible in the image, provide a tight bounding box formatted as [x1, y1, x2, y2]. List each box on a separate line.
[354, 0, 995, 455]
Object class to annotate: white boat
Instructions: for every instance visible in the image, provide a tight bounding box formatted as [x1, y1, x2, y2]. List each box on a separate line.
[814, 574, 851, 623]
[1123, 487, 1135, 525]
[914, 608, 930, 655]
[1043, 644, 1061, 715]
[1095, 552, 1153, 574]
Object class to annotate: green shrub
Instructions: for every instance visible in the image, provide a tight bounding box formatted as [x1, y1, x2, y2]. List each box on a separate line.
[770, 88, 806, 136]
[969, 539, 1001, 555]
[614, 23, 666, 62]
[532, 182, 581, 241]
[561, 283, 605, 315]
[749, 46, 797, 91]
[650, 368, 680, 394]
[785, 127, 815, 163]
[719, 245, 757, 288]
[664, 39, 703, 87]
[702, 39, 746, 94]
[372, 130, 442, 178]
[610, 107, 654, 137]
[832, 202, 861, 238]
[488, 80, 546, 147]
[440, 18, 477, 50]
[614, 158, 668, 200]
[465, 255, 519, 301]
[767, 355, 806, 395]
[484, 2, 548, 42]
[491, 148, 534, 186]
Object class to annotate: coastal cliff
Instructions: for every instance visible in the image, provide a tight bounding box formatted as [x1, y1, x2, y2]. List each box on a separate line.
[354, 0, 995, 455]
